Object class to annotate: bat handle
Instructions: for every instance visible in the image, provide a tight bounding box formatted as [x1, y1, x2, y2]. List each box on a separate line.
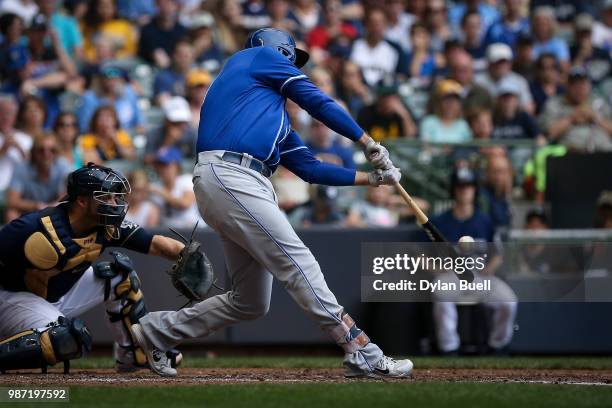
[394, 182, 429, 226]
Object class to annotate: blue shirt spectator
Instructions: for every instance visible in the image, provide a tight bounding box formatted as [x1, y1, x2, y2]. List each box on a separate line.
[448, 1, 500, 34]
[484, 17, 530, 48]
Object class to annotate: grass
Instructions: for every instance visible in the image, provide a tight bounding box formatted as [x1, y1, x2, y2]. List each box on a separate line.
[4, 356, 612, 408]
[7, 383, 612, 408]
[68, 355, 612, 370]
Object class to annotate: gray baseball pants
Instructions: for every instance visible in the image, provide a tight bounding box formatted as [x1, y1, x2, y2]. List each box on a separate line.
[140, 151, 383, 370]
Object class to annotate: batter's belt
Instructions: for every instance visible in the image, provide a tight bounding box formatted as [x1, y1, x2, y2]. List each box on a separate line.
[197, 151, 272, 177]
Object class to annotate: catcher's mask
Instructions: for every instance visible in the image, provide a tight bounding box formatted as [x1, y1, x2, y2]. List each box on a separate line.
[65, 163, 131, 239]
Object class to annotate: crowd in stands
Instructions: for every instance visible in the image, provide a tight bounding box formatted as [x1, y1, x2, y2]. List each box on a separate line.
[0, 0, 611, 234]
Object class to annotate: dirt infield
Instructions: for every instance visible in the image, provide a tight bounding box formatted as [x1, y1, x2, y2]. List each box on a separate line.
[1, 367, 611, 386]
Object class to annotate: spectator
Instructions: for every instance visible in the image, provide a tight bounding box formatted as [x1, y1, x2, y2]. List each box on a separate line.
[404, 22, 439, 87]
[82, 0, 138, 62]
[17, 95, 47, 138]
[266, 0, 299, 34]
[144, 96, 197, 164]
[357, 77, 417, 141]
[448, 0, 499, 35]
[512, 32, 536, 82]
[492, 77, 543, 141]
[241, 0, 270, 30]
[406, 0, 427, 22]
[125, 169, 160, 228]
[288, 185, 344, 228]
[138, 0, 187, 68]
[306, 120, 355, 169]
[310, 66, 336, 98]
[5, 134, 70, 222]
[149, 146, 202, 229]
[467, 108, 493, 141]
[0, 95, 32, 192]
[595, 191, 612, 229]
[530, 6, 570, 75]
[187, 12, 224, 73]
[214, 0, 246, 56]
[420, 79, 472, 143]
[0, 14, 25, 68]
[289, 0, 321, 36]
[479, 154, 513, 230]
[307, 0, 357, 64]
[592, 0, 612, 54]
[116, 0, 157, 24]
[271, 164, 310, 213]
[350, 8, 402, 87]
[384, 0, 415, 52]
[79, 105, 136, 163]
[36, 0, 84, 61]
[77, 65, 143, 133]
[484, 0, 529, 48]
[425, 0, 452, 53]
[153, 39, 195, 103]
[529, 0, 590, 27]
[446, 49, 493, 113]
[460, 11, 487, 72]
[429, 166, 517, 355]
[530, 53, 565, 115]
[336, 60, 373, 117]
[53, 111, 82, 169]
[0, 0, 38, 26]
[525, 207, 549, 230]
[476, 43, 535, 115]
[185, 69, 212, 129]
[540, 67, 612, 152]
[346, 185, 398, 228]
[570, 14, 611, 86]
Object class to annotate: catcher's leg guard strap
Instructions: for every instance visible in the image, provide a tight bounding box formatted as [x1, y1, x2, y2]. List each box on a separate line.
[113, 269, 148, 366]
[328, 313, 370, 354]
[0, 317, 92, 371]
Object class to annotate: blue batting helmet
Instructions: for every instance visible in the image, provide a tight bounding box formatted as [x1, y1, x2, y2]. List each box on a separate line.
[245, 28, 309, 68]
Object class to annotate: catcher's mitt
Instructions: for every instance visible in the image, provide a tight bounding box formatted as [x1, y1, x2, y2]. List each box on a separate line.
[168, 223, 221, 303]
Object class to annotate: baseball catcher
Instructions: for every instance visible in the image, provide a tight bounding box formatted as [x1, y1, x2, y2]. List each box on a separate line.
[0, 163, 215, 376]
[131, 28, 413, 379]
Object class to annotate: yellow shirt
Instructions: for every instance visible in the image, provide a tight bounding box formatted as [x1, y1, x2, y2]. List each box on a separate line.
[83, 19, 137, 62]
[78, 130, 133, 161]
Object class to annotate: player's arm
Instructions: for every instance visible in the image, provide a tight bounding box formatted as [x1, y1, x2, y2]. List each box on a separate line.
[148, 235, 184, 260]
[280, 131, 398, 187]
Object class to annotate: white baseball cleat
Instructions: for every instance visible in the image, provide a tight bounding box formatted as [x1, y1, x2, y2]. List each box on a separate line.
[131, 323, 177, 377]
[344, 355, 413, 379]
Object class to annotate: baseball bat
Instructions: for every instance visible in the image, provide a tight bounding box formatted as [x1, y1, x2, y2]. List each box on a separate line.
[394, 182, 475, 283]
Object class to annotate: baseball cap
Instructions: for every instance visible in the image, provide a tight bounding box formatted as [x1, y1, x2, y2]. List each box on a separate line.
[597, 191, 612, 208]
[29, 14, 48, 31]
[486, 43, 513, 63]
[436, 79, 463, 97]
[526, 207, 548, 224]
[187, 12, 215, 29]
[376, 76, 399, 96]
[155, 146, 183, 164]
[162, 96, 192, 123]
[314, 185, 339, 203]
[568, 66, 589, 81]
[574, 13, 594, 32]
[4, 45, 30, 71]
[496, 77, 521, 97]
[186, 69, 212, 87]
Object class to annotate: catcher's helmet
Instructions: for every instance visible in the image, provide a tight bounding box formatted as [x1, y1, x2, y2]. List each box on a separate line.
[245, 28, 309, 68]
[66, 163, 131, 234]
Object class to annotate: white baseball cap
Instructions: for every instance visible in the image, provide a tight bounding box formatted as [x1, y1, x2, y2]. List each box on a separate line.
[486, 43, 513, 63]
[162, 96, 191, 123]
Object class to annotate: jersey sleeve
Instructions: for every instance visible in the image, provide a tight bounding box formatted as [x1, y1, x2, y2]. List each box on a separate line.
[107, 220, 154, 253]
[250, 47, 364, 141]
[279, 130, 356, 186]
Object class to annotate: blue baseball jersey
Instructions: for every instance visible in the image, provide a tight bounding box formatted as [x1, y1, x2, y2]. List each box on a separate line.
[197, 46, 364, 185]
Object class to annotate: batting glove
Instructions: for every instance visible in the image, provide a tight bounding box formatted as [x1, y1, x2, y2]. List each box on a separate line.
[368, 167, 402, 186]
[364, 140, 393, 170]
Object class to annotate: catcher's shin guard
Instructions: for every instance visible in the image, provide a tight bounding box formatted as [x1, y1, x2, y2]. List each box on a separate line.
[95, 251, 148, 366]
[0, 317, 92, 374]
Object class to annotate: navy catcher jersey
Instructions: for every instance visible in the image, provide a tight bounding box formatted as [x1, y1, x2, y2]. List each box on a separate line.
[0, 204, 154, 302]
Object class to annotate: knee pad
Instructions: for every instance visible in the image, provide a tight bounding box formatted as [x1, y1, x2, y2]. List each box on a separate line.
[0, 317, 92, 373]
[96, 251, 148, 366]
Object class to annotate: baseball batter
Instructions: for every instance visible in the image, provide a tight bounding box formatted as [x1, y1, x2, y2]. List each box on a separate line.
[0, 164, 185, 373]
[133, 28, 413, 378]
